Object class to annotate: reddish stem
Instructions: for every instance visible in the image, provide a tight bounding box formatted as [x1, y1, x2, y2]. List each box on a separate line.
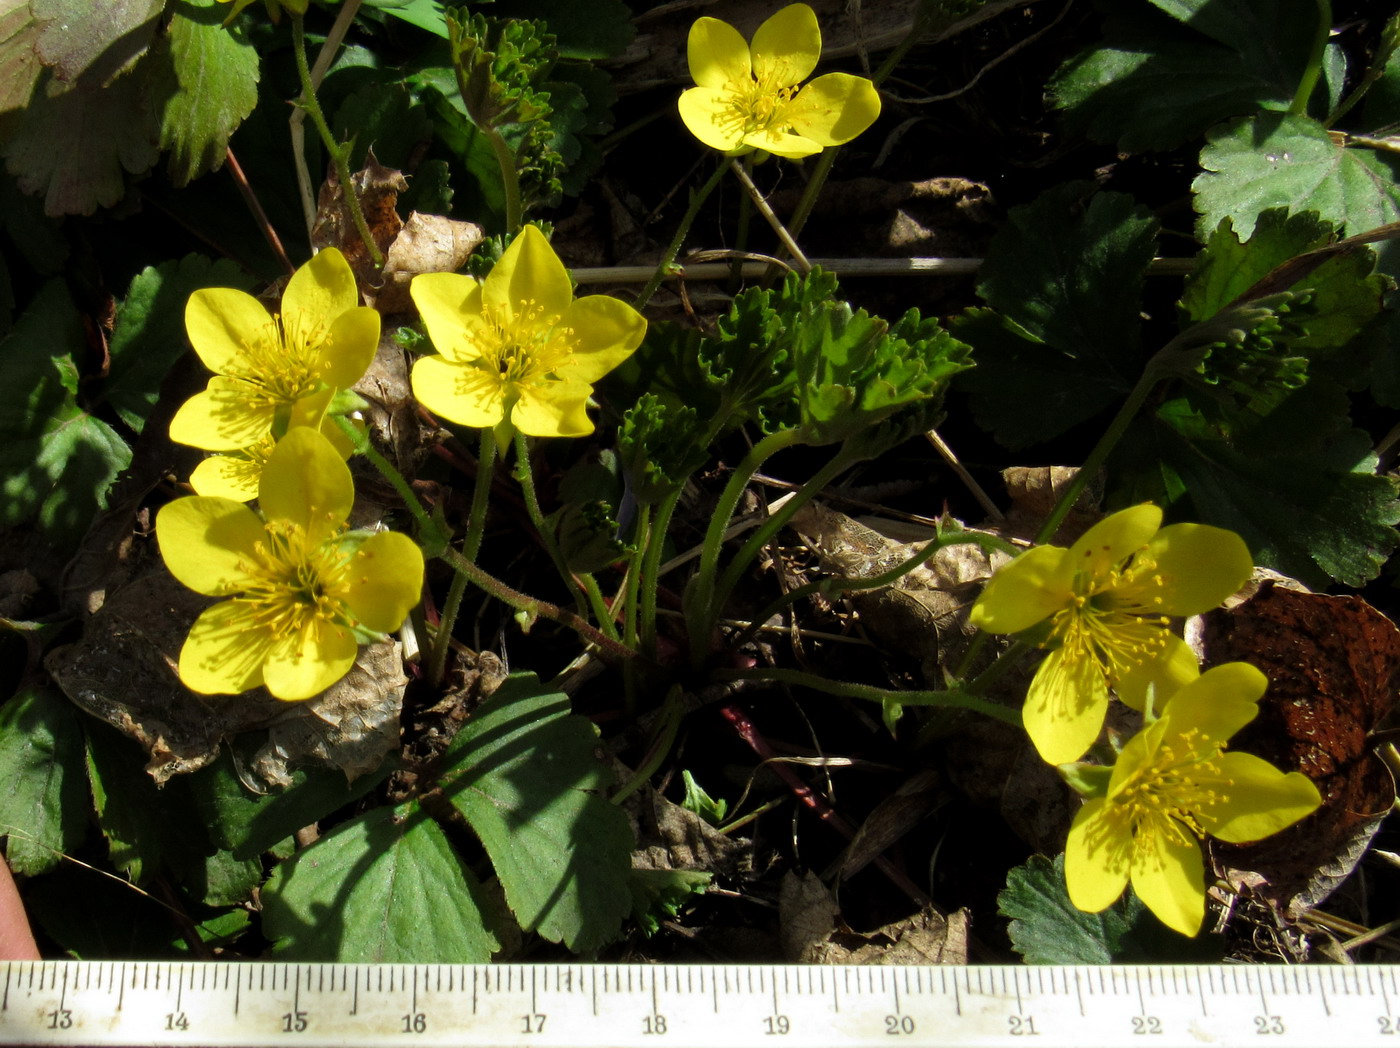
[717, 703, 932, 909]
[226, 146, 295, 277]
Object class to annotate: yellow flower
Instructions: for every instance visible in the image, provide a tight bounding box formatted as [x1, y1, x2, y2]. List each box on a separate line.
[677, 3, 882, 159]
[970, 504, 1251, 765]
[409, 225, 646, 439]
[157, 428, 423, 701]
[189, 417, 358, 503]
[170, 248, 379, 452]
[1063, 662, 1321, 936]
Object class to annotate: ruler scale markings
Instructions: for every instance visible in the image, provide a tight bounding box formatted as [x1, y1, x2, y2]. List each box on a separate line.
[1316, 968, 1331, 1017]
[1073, 968, 1084, 1018]
[115, 963, 124, 1015]
[471, 965, 477, 1016]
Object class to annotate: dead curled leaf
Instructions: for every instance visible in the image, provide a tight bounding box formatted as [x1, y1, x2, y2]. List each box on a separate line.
[45, 568, 407, 787]
[1200, 582, 1400, 915]
[779, 870, 969, 965]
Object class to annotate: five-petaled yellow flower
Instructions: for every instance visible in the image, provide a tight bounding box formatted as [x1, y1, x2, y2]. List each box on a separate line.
[189, 418, 357, 503]
[409, 225, 646, 439]
[1063, 662, 1320, 936]
[170, 247, 379, 453]
[970, 504, 1251, 765]
[678, 3, 881, 158]
[157, 428, 424, 701]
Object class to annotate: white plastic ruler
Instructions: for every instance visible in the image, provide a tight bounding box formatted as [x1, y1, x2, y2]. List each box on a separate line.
[0, 961, 1393, 1047]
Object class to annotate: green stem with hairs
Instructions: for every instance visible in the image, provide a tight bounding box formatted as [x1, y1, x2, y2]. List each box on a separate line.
[425, 429, 497, 687]
[513, 431, 589, 614]
[1290, 0, 1332, 116]
[685, 428, 805, 666]
[639, 487, 683, 657]
[330, 415, 640, 661]
[484, 126, 525, 233]
[291, 15, 383, 268]
[636, 159, 729, 309]
[709, 667, 1022, 727]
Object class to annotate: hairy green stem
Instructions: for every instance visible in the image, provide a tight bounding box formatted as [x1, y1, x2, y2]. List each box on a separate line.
[1033, 368, 1160, 546]
[513, 432, 589, 614]
[580, 573, 620, 642]
[685, 428, 805, 665]
[1290, 0, 1332, 116]
[709, 667, 1022, 727]
[733, 528, 1018, 652]
[291, 15, 383, 268]
[484, 126, 525, 233]
[331, 415, 640, 661]
[425, 429, 497, 687]
[636, 159, 729, 309]
[640, 487, 683, 657]
[709, 442, 856, 621]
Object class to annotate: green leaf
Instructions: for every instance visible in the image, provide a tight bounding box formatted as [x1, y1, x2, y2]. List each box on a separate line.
[0, 687, 88, 875]
[1000, 853, 1222, 963]
[0, 281, 132, 550]
[362, 0, 448, 37]
[189, 746, 392, 861]
[1144, 412, 1400, 587]
[953, 184, 1158, 448]
[31, 0, 163, 82]
[628, 868, 711, 938]
[25, 862, 188, 958]
[491, 0, 635, 60]
[438, 672, 634, 952]
[261, 803, 501, 962]
[0, 3, 44, 118]
[85, 720, 205, 883]
[2, 64, 159, 216]
[333, 79, 434, 170]
[1181, 210, 1388, 351]
[104, 255, 255, 432]
[1050, 0, 1316, 152]
[156, 0, 259, 187]
[1194, 113, 1400, 268]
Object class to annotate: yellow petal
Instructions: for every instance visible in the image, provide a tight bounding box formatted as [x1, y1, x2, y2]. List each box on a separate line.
[788, 72, 882, 146]
[261, 616, 359, 701]
[1124, 523, 1252, 615]
[559, 295, 647, 383]
[687, 15, 750, 89]
[282, 247, 359, 333]
[1115, 633, 1199, 712]
[483, 225, 572, 326]
[1129, 817, 1207, 936]
[411, 272, 484, 363]
[679, 86, 749, 152]
[743, 127, 824, 158]
[169, 378, 276, 451]
[969, 544, 1072, 634]
[189, 452, 263, 502]
[185, 288, 274, 375]
[179, 600, 271, 695]
[411, 355, 505, 428]
[511, 381, 595, 438]
[1198, 754, 1320, 843]
[157, 496, 264, 595]
[1064, 798, 1131, 913]
[258, 427, 353, 544]
[1023, 646, 1108, 764]
[1157, 661, 1265, 747]
[751, 3, 821, 86]
[343, 531, 425, 633]
[1067, 504, 1162, 581]
[318, 305, 380, 390]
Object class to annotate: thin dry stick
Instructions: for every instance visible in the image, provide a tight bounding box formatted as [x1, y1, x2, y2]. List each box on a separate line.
[926, 427, 1002, 521]
[726, 160, 813, 274]
[225, 147, 294, 277]
[570, 256, 1196, 283]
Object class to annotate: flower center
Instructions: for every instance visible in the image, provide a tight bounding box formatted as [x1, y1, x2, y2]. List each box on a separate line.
[226, 313, 332, 413]
[1113, 731, 1231, 854]
[719, 69, 797, 138]
[461, 300, 573, 400]
[235, 523, 353, 638]
[1046, 547, 1171, 681]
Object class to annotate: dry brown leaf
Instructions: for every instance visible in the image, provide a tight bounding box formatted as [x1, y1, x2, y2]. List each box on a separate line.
[374, 210, 484, 314]
[779, 870, 969, 964]
[311, 150, 407, 289]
